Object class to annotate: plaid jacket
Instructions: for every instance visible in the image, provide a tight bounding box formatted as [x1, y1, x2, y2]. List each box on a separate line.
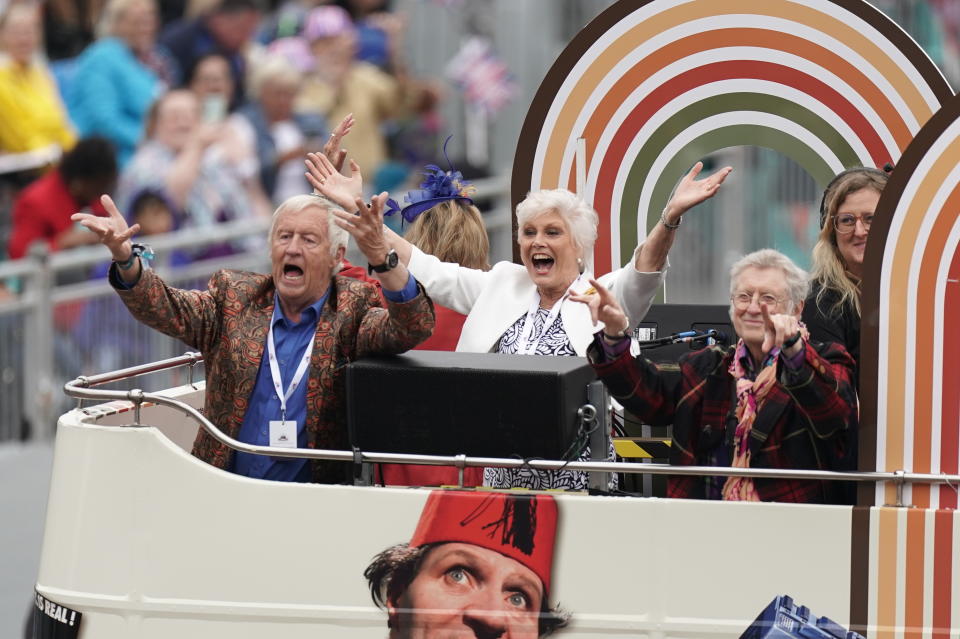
[116, 267, 434, 483]
[590, 340, 857, 503]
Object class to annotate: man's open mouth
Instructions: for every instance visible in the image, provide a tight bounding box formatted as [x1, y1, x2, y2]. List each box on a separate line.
[283, 264, 304, 280]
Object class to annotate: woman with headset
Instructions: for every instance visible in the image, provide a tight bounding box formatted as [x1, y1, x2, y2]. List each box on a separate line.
[802, 166, 889, 388]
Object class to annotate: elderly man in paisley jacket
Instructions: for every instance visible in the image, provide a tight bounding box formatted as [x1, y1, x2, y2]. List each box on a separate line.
[73, 191, 434, 483]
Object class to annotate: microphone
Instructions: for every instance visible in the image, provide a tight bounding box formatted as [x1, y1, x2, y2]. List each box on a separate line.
[703, 329, 729, 345]
[637, 328, 728, 349]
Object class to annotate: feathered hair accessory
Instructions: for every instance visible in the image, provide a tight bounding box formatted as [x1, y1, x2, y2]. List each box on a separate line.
[385, 136, 476, 224]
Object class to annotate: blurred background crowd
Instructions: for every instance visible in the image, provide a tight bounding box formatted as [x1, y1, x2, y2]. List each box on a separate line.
[0, 0, 472, 272]
[0, 0, 957, 443]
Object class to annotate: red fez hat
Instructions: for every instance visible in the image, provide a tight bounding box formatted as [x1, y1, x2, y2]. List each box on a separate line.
[410, 491, 558, 593]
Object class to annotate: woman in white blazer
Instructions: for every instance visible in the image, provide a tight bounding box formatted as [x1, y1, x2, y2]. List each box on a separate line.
[404, 188, 661, 357]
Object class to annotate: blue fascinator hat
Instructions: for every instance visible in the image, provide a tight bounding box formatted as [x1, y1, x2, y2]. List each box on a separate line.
[385, 136, 476, 224]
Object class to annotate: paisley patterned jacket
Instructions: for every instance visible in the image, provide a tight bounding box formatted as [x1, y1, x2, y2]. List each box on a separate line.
[115, 267, 435, 483]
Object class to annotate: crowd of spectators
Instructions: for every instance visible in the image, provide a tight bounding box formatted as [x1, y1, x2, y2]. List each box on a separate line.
[0, 0, 439, 272]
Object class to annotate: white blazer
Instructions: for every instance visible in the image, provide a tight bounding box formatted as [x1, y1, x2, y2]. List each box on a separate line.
[407, 246, 665, 355]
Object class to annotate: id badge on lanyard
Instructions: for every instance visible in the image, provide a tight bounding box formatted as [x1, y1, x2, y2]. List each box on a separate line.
[266, 326, 314, 448]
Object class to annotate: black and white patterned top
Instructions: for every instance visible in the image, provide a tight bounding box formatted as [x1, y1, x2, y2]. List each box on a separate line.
[495, 307, 576, 356]
[483, 444, 614, 491]
[486, 309, 617, 491]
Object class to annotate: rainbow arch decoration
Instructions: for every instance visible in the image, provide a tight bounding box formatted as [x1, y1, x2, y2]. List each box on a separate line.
[510, 0, 952, 274]
[852, 92, 960, 639]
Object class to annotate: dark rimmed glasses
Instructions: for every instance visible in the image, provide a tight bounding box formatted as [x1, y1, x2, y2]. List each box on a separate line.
[834, 212, 873, 234]
[731, 291, 785, 310]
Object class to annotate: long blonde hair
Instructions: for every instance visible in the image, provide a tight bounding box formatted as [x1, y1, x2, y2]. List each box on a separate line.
[405, 200, 490, 270]
[810, 168, 888, 316]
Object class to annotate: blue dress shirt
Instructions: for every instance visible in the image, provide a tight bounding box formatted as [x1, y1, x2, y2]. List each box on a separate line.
[232, 273, 417, 482]
[233, 291, 329, 482]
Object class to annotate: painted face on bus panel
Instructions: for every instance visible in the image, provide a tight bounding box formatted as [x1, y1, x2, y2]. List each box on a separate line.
[835, 187, 880, 277]
[270, 205, 344, 321]
[730, 266, 799, 355]
[388, 542, 543, 639]
[519, 209, 582, 304]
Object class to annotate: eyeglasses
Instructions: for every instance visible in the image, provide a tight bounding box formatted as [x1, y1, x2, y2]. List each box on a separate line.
[833, 212, 874, 234]
[731, 291, 784, 309]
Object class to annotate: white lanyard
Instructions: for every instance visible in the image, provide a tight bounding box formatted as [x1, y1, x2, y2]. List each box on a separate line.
[517, 276, 582, 355]
[267, 324, 314, 422]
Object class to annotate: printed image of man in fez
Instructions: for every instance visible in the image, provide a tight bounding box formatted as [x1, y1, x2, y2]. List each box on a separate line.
[364, 490, 568, 638]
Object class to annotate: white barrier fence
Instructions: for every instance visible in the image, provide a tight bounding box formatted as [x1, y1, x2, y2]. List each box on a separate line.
[0, 218, 272, 442]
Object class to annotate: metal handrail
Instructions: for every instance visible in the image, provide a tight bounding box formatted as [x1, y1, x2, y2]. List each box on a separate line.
[0, 217, 272, 282]
[71, 352, 204, 389]
[62, 353, 960, 487]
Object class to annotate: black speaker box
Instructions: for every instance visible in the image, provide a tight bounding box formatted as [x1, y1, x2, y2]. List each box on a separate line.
[346, 351, 597, 459]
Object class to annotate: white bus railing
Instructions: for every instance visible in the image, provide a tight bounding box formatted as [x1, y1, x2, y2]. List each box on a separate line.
[62, 351, 960, 507]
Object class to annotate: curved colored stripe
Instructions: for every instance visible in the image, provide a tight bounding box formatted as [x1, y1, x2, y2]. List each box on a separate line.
[876, 508, 899, 639]
[512, 0, 950, 228]
[911, 181, 960, 504]
[579, 59, 891, 194]
[568, 37, 901, 191]
[932, 511, 953, 635]
[715, 0, 937, 112]
[542, 24, 923, 189]
[594, 94, 850, 268]
[633, 128, 836, 264]
[941, 245, 960, 509]
[610, 125, 835, 268]
[882, 136, 960, 489]
[583, 59, 886, 268]
[863, 99, 960, 503]
[904, 510, 926, 636]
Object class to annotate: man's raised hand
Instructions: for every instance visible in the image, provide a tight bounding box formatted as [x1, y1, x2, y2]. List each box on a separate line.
[760, 303, 802, 357]
[70, 195, 139, 262]
[331, 192, 389, 261]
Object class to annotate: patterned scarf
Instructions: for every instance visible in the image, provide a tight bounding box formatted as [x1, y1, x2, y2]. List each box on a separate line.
[721, 325, 809, 501]
[721, 341, 777, 501]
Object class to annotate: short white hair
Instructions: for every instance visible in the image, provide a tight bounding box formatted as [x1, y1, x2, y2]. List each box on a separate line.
[729, 249, 810, 311]
[515, 189, 599, 271]
[270, 194, 349, 269]
[247, 54, 301, 98]
[97, 0, 156, 39]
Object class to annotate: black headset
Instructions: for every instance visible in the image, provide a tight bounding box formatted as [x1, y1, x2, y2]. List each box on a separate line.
[818, 163, 894, 229]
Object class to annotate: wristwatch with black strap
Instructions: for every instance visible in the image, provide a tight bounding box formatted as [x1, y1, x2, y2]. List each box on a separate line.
[367, 248, 399, 275]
